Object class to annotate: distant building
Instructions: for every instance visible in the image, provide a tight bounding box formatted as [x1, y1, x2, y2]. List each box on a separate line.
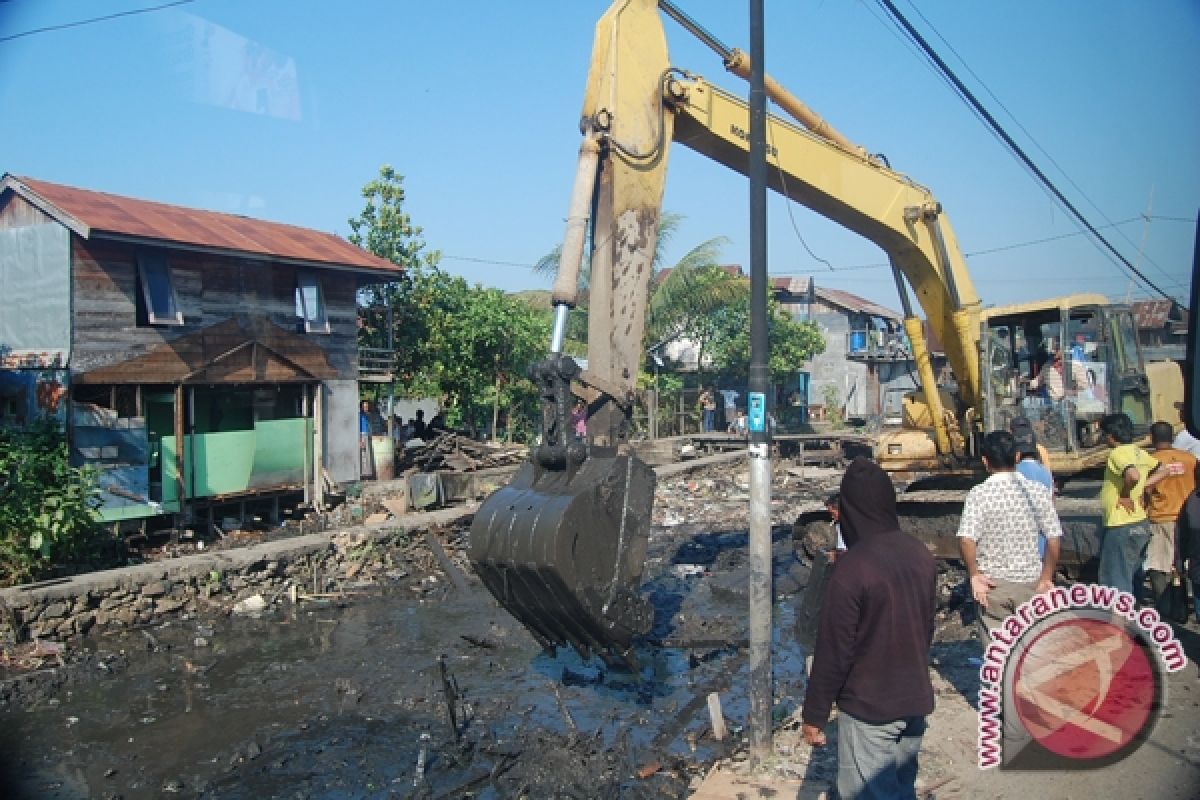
[1130, 299, 1186, 363]
[771, 276, 946, 425]
[0, 175, 400, 525]
[658, 265, 945, 427]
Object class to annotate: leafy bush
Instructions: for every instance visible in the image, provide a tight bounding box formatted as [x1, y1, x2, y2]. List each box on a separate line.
[0, 420, 105, 586]
[821, 385, 846, 430]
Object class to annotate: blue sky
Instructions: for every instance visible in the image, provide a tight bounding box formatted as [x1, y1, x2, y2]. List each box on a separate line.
[1, 0, 1197, 314]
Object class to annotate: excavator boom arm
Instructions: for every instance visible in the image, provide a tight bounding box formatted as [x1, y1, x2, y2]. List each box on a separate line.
[669, 76, 982, 449]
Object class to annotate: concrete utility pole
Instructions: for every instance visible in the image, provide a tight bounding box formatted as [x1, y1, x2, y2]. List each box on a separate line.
[746, 0, 774, 767]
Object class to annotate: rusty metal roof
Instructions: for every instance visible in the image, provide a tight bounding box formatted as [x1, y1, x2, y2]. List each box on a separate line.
[773, 276, 901, 320]
[3, 174, 401, 275]
[1130, 299, 1177, 330]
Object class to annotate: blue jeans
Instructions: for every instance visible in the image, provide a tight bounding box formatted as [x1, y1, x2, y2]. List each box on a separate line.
[837, 711, 925, 800]
[703, 409, 715, 432]
[1098, 521, 1151, 596]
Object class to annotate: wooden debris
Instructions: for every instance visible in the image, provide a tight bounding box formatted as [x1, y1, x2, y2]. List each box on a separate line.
[403, 432, 526, 473]
[382, 495, 409, 518]
[706, 692, 728, 741]
[425, 531, 470, 591]
[460, 634, 497, 649]
[438, 655, 461, 740]
[552, 684, 578, 735]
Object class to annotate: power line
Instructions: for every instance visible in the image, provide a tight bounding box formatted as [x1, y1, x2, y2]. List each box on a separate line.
[441, 254, 539, 269]
[0, 0, 195, 44]
[443, 214, 1190, 275]
[877, 0, 1177, 305]
[899, 0, 1176, 288]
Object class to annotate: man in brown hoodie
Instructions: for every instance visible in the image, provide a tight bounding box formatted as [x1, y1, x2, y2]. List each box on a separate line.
[801, 457, 938, 800]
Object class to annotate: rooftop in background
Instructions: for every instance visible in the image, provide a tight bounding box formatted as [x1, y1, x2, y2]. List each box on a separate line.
[1130, 299, 1186, 332]
[770, 275, 901, 320]
[2, 175, 401, 276]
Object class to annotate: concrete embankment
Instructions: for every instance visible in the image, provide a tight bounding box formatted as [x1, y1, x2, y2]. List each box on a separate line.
[0, 452, 748, 646]
[0, 504, 477, 645]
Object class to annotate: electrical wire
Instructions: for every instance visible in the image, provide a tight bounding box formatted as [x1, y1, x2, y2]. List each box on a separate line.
[443, 215, 1190, 274]
[876, 0, 1177, 305]
[899, 0, 1176, 287]
[0, 0, 195, 44]
[766, 124, 836, 271]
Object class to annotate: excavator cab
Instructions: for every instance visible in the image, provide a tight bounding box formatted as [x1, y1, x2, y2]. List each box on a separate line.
[979, 294, 1164, 470]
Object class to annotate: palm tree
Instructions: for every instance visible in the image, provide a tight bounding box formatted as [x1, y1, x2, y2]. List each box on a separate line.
[533, 212, 745, 355]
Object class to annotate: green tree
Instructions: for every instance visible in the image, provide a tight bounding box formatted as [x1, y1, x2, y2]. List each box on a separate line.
[348, 165, 439, 271]
[533, 212, 743, 356]
[349, 165, 446, 396]
[703, 289, 826, 385]
[348, 166, 549, 440]
[428, 285, 549, 437]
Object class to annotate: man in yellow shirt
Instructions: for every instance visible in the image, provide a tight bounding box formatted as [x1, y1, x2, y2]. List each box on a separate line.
[1098, 413, 1166, 595]
[1144, 421, 1196, 611]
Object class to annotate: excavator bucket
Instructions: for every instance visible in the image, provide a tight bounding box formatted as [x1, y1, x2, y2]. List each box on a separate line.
[469, 448, 656, 666]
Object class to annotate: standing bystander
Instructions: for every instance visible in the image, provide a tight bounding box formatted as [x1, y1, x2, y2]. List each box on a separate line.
[957, 431, 1062, 641]
[698, 387, 716, 433]
[1172, 426, 1200, 458]
[1143, 421, 1195, 612]
[571, 398, 588, 440]
[801, 458, 938, 800]
[1011, 417, 1055, 559]
[1098, 413, 1165, 595]
[824, 491, 847, 561]
[1174, 463, 1200, 623]
[359, 399, 377, 479]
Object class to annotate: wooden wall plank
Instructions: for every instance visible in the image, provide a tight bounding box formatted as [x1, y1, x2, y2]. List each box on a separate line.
[70, 238, 362, 382]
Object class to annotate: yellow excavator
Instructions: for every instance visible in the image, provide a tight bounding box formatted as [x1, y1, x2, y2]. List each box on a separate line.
[469, 0, 1184, 663]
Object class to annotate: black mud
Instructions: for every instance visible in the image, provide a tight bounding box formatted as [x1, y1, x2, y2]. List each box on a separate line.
[0, 463, 834, 799]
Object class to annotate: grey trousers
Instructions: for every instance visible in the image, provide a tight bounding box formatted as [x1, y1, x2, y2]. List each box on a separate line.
[974, 577, 1039, 644]
[837, 711, 926, 800]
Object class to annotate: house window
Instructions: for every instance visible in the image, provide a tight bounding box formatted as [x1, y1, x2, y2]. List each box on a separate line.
[295, 270, 330, 334]
[136, 254, 184, 326]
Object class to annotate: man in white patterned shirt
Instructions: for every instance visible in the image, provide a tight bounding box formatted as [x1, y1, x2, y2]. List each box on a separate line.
[957, 430, 1062, 640]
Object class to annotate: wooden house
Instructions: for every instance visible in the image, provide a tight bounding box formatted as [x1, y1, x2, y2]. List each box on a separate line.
[0, 174, 401, 525]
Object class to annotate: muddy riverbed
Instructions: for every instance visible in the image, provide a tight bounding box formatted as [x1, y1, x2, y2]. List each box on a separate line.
[0, 463, 842, 799]
[10, 463, 1187, 800]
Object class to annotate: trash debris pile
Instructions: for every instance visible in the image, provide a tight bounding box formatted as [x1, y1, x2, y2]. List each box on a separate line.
[401, 432, 527, 473]
[652, 462, 842, 530]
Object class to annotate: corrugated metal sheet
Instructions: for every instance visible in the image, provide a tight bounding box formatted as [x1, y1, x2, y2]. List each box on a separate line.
[4, 175, 400, 275]
[774, 276, 900, 320]
[1131, 300, 1175, 330]
[815, 285, 900, 321]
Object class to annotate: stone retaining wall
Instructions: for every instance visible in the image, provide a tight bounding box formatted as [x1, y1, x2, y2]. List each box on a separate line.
[0, 505, 477, 645]
[0, 455, 736, 646]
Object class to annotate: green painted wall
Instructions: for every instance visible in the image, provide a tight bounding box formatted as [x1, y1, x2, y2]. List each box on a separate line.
[162, 418, 311, 503]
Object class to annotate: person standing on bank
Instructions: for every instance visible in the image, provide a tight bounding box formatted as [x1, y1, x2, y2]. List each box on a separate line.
[1098, 413, 1165, 595]
[957, 431, 1062, 640]
[801, 457, 938, 800]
